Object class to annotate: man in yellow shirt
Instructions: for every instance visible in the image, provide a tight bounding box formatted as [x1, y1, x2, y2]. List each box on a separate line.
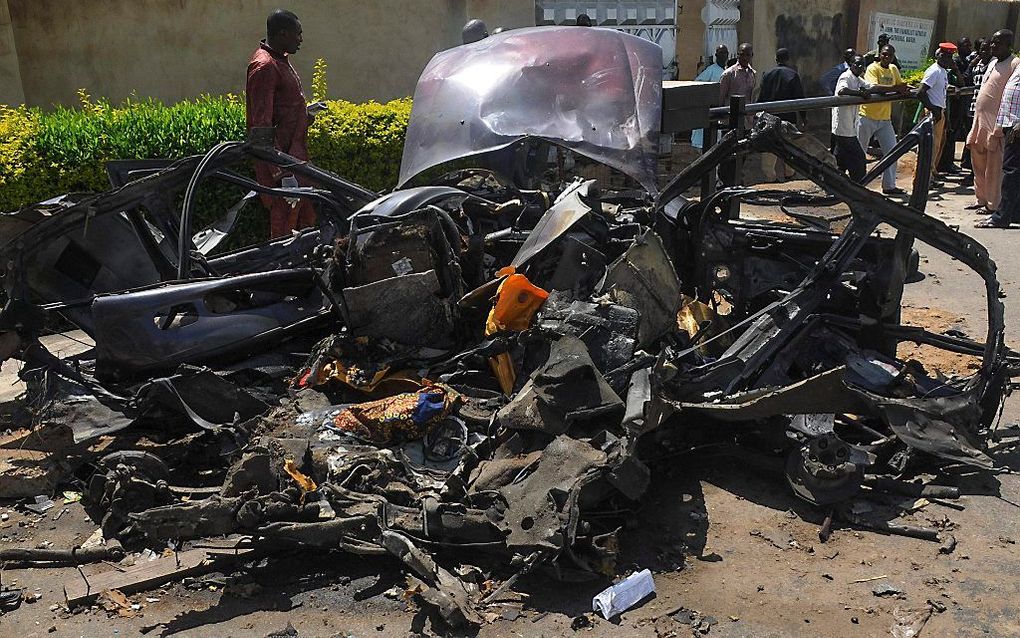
[857, 45, 909, 194]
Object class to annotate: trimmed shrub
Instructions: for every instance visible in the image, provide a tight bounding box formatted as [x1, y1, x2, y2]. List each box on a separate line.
[0, 89, 412, 233]
[901, 58, 935, 86]
[0, 105, 42, 211]
[308, 98, 412, 192]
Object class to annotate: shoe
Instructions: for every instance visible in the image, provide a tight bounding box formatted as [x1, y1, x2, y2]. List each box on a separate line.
[964, 203, 987, 210]
[883, 187, 907, 195]
[975, 217, 1010, 228]
[943, 165, 961, 174]
[930, 180, 945, 188]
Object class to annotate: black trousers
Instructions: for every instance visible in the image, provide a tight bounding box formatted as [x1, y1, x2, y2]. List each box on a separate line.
[992, 131, 1020, 225]
[833, 134, 866, 182]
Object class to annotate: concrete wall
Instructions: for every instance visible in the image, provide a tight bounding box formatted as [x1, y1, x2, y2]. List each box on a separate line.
[854, 0, 939, 56]
[942, 0, 1016, 43]
[6, 0, 534, 108]
[6, 0, 1019, 108]
[735, 0, 1018, 97]
[677, 0, 708, 80]
[730, 0, 1018, 134]
[0, 0, 24, 105]
[466, 0, 535, 31]
[856, 0, 1019, 60]
[741, 0, 853, 98]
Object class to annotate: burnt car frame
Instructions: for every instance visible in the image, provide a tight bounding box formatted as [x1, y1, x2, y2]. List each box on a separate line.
[1, 26, 1015, 629]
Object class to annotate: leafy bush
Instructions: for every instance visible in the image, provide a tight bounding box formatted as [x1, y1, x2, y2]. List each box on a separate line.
[0, 105, 42, 210]
[901, 57, 935, 85]
[0, 79, 412, 245]
[308, 98, 412, 192]
[306, 59, 413, 191]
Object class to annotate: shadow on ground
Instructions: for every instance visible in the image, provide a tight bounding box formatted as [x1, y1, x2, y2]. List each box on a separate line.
[148, 552, 406, 637]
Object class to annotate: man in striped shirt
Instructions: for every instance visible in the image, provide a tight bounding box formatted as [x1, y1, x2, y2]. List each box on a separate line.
[964, 39, 993, 170]
[718, 43, 756, 185]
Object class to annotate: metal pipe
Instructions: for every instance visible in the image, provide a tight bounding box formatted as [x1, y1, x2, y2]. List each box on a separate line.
[864, 476, 961, 499]
[728, 95, 747, 219]
[708, 88, 976, 119]
[0, 545, 125, 564]
[700, 118, 719, 201]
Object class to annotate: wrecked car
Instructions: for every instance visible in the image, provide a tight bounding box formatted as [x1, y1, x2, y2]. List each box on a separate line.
[0, 26, 1015, 629]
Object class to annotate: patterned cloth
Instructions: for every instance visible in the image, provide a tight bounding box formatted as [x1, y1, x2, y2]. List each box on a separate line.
[331, 384, 459, 444]
[720, 63, 756, 101]
[971, 58, 989, 118]
[719, 63, 757, 128]
[998, 63, 1020, 129]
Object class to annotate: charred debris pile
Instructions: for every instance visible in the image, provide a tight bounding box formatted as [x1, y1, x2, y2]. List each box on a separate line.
[1, 116, 1016, 628]
[2, 26, 1019, 629]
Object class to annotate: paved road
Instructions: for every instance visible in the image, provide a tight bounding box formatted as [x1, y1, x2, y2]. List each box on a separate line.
[0, 330, 93, 403]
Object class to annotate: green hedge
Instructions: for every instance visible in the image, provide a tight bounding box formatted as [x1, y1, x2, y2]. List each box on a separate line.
[901, 58, 935, 86]
[0, 88, 412, 225]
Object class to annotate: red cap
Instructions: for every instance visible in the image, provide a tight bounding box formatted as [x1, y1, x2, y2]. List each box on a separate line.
[938, 42, 958, 52]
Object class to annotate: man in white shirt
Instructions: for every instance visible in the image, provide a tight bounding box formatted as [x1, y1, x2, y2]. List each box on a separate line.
[831, 56, 891, 181]
[918, 44, 959, 180]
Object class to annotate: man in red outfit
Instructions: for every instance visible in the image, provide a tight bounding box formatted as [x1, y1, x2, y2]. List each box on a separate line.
[246, 9, 316, 239]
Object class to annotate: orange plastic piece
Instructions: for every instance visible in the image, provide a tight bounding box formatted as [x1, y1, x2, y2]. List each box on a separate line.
[488, 353, 516, 395]
[284, 458, 317, 492]
[485, 273, 550, 335]
[485, 273, 549, 394]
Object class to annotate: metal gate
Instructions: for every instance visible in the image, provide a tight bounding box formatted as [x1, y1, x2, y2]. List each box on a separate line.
[534, 1, 679, 79]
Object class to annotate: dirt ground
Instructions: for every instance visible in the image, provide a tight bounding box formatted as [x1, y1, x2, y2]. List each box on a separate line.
[2, 144, 1020, 638]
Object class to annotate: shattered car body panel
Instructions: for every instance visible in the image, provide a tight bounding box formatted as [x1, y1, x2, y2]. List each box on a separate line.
[91, 268, 329, 373]
[399, 26, 663, 193]
[1, 145, 375, 370]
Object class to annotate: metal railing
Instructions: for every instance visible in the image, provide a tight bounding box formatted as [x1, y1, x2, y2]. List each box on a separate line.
[708, 86, 975, 118]
[699, 86, 976, 206]
[692, 87, 957, 359]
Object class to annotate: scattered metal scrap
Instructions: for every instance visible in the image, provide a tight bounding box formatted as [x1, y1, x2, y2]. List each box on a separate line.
[1, 27, 1018, 630]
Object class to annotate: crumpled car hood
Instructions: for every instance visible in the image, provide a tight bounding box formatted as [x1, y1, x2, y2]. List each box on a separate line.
[398, 26, 663, 193]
